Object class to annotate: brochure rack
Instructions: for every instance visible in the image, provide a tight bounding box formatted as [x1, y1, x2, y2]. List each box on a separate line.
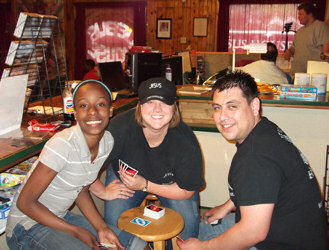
[2, 12, 67, 122]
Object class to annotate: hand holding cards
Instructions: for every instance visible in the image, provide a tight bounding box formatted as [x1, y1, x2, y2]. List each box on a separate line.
[143, 204, 165, 220]
[119, 160, 138, 177]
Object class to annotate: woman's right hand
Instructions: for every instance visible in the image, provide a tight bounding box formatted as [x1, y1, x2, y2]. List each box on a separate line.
[72, 226, 100, 249]
[104, 179, 135, 200]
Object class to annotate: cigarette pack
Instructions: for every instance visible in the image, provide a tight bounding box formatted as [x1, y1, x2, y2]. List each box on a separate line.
[280, 85, 317, 101]
[143, 204, 165, 220]
[28, 119, 60, 132]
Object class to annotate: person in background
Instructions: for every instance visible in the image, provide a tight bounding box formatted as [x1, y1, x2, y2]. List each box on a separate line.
[5, 80, 146, 249]
[90, 77, 205, 246]
[83, 59, 101, 81]
[177, 71, 328, 250]
[284, 2, 329, 74]
[236, 42, 289, 85]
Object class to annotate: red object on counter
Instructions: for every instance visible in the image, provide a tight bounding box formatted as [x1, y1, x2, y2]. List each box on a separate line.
[28, 119, 60, 132]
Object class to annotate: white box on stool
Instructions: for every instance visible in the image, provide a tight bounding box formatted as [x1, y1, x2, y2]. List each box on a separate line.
[143, 204, 165, 220]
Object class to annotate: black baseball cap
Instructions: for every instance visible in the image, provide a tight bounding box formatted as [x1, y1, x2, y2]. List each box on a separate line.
[138, 77, 177, 105]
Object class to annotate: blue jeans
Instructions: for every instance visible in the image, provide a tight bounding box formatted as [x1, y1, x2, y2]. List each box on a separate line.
[199, 213, 257, 250]
[105, 166, 200, 241]
[6, 211, 146, 250]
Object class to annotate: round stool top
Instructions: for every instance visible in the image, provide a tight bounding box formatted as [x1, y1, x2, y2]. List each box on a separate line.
[117, 206, 184, 242]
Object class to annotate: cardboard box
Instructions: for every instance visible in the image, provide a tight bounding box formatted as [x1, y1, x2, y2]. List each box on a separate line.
[280, 85, 317, 101]
[143, 204, 165, 220]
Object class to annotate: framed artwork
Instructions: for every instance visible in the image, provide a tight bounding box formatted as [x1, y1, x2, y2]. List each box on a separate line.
[193, 17, 208, 37]
[156, 18, 172, 39]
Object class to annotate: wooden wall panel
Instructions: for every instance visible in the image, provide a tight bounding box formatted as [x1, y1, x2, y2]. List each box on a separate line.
[147, 0, 219, 55]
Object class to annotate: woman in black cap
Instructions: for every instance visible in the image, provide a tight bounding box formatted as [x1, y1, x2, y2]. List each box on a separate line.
[91, 77, 205, 248]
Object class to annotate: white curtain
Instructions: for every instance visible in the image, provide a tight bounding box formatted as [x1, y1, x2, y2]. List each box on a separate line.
[229, 4, 302, 52]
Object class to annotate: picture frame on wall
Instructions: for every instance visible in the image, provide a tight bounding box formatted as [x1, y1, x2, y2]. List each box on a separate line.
[193, 17, 208, 37]
[156, 18, 172, 39]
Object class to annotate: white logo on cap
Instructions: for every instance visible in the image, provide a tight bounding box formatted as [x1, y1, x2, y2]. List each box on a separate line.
[149, 83, 162, 89]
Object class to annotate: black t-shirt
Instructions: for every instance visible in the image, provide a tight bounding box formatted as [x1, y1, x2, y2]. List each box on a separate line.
[229, 117, 328, 250]
[106, 108, 204, 191]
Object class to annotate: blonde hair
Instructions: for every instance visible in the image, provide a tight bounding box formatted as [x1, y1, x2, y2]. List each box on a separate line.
[134, 102, 181, 128]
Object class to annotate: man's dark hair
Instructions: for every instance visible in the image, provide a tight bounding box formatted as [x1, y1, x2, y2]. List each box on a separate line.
[211, 71, 258, 104]
[298, 2, 317, 18]
[261, 42, 278, 62]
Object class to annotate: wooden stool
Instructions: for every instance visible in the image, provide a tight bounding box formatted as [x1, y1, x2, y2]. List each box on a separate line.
[117, 206, 184, 250]
[140, 194, 161, 207]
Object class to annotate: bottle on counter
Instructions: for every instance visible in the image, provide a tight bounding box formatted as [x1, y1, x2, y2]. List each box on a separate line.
[165, 63, 172, 82]
[62, 82, 74, 126]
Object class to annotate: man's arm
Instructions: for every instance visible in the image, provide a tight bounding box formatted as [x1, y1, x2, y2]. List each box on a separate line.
[179, 203, 274, 250]
[320, 44, 329, 60]
[284, 47, 295, 61]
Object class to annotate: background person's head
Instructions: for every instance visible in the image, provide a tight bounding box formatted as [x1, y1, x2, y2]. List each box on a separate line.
[261, 42, 278, 62]
[135, 77, 180, 129]
[212, 70, 259, 104]
[298, 2, 317, 25]
[84, 59, 96, 73]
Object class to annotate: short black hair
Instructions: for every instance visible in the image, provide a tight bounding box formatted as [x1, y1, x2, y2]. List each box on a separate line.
[298, 2, 317, 18]
[261, 42, 278, 62]
[211, 71, 258, 104]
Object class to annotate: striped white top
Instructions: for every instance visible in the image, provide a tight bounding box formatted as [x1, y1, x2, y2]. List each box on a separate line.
[6, 124, 114, 237]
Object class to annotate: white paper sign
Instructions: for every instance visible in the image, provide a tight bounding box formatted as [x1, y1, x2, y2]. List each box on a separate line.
[0, 75, 28, 135]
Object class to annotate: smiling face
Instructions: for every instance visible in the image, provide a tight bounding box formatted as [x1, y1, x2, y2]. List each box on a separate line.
[74, 82, 111, 142]
[140, 100, 174, 134]
[212, 87, 261, 144]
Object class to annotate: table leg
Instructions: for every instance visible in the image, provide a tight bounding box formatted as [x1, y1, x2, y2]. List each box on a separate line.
[153, 240, 165, 250]
[172, 235, 180, 250]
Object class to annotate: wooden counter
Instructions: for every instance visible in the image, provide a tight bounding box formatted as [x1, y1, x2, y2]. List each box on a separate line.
[177, 86, 329, 131]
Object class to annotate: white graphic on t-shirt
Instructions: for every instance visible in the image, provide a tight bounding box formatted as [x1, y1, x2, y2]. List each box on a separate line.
[276, 127, 314, 180]
[318, 202, 323, 209]
[228, 183, 235, 197]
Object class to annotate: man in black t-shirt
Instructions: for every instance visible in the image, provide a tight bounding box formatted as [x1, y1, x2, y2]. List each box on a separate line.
[178, 71, 328, 250]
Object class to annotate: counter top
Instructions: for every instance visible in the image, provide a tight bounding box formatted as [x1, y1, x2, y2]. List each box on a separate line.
[177, 85, 329, 109]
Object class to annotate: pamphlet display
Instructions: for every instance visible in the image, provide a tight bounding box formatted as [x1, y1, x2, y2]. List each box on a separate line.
[1, 12, 67, 121]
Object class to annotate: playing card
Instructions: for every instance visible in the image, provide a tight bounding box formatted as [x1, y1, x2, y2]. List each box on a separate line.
[97, 242, 116, 249]
[119, 159, 127, 172]
[147, 204, 162, 212]
[124, 166, 138, 177]
[130, 217, 151, 227]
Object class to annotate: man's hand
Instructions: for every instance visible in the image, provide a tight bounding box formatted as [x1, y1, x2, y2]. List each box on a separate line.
[177, 237, 204, 250]
[204, 199, 235, 224]
[284, 49, 292, 61]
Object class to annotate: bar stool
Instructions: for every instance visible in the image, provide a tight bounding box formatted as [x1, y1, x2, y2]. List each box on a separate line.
[117, 206, 184, 250]
[140, 194, 161, 207]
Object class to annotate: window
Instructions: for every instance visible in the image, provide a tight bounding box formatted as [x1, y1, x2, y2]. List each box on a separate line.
[228, 4, 302, 52]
